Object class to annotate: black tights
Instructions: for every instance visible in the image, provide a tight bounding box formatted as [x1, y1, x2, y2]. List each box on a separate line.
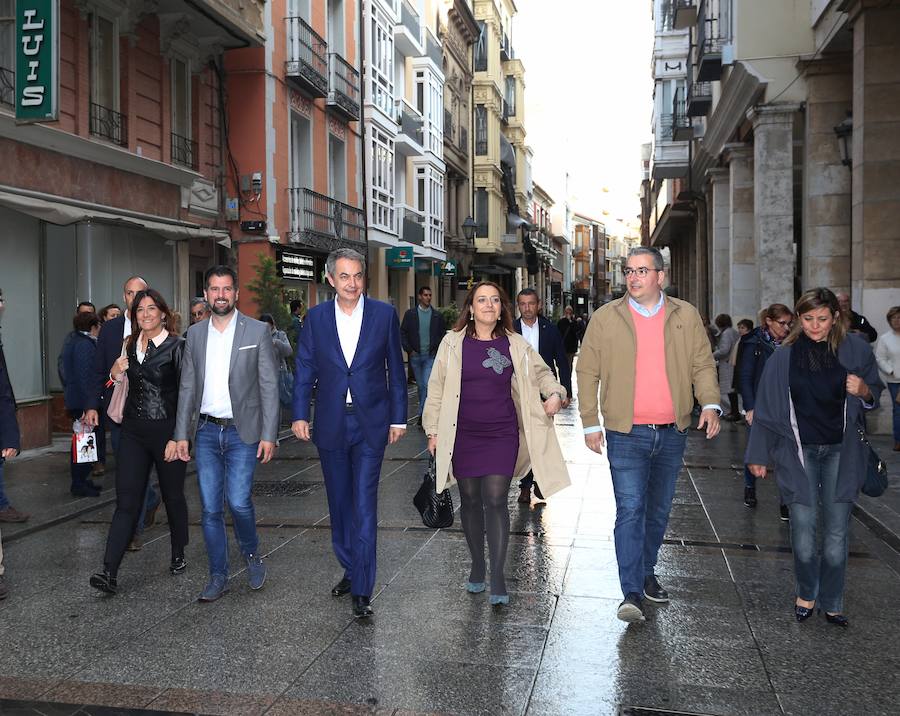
[457, 474, 512, 596]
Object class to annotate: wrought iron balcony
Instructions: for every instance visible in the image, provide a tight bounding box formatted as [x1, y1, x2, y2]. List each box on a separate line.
[288, 188, 365, 251]
[171, 132, 199, 170]
[671, 90, 692, 141]
[285, 17, 328, 98]
[327, 53, 360, 121]
[686, 80, 712, 117]
[0, 67, 13, 108]
[696, 0, 723, 82]
[90, 103, 128, 146]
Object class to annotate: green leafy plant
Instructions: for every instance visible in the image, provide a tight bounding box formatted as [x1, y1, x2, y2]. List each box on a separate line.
[439, 302, 460, 328]
[246, 253, 292, 331]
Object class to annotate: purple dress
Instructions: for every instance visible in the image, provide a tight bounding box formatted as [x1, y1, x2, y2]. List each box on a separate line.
[452, 335, 519, 478]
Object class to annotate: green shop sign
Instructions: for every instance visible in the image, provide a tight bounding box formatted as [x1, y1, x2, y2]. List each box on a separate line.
[385, 246, 413, 269]
[434, 260, 457, 277]
[16, 0, 59, 122]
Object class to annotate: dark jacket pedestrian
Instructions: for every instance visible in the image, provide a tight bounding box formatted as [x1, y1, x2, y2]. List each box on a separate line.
[746, 288, 883, 623]
[513, 316, 572, 397]
[400, 304, 447, 356]
[63, 313, 102, 497]
[0, 337, 21, 597]
[557, 310, 582, 357]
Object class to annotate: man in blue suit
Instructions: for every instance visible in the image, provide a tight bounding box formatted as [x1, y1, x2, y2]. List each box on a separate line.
[513, 288, 571, 503]
[292, 248, 407, 618]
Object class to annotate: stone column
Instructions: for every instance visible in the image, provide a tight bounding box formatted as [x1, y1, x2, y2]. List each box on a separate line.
[803, 56, 853, 294]
[706, 168, 731, 318]
[724, 143, 757, 321]
[848, 0, 900, 334]
[749, 103, 802, 308]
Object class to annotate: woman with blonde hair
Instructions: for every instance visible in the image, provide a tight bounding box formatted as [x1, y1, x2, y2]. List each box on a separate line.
[423, 281, 570, 605]
[746, 288, 883, 626]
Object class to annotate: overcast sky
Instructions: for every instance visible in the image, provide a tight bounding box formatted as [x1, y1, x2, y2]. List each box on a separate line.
[514, 0, 654, 235]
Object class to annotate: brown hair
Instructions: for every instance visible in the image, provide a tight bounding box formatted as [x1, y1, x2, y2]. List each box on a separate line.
[73, 312, 100, 333]
[783, 288, 847, 353]
[127, 288, 174, 350]
[887, 306, 900, 325]
[451, 281, 514, 338]
[758, 303, 792, 326]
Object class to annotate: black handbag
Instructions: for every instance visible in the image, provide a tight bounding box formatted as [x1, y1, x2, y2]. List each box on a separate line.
[413, 456, 454, 528]
[859, 428, 888, 498]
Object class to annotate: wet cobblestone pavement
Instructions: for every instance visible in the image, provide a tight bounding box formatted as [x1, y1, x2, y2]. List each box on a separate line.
[1, 387, 899, 716]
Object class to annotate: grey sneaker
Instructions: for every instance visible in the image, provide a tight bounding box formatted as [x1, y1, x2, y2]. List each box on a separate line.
[617, 593, 646, 623]
[643, 575, 670, 604]
[246, 553, 267, 590]
[198, 574, 229, 602]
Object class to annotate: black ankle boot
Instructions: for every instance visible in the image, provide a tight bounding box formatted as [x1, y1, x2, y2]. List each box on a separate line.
[89, 570, 118, 594]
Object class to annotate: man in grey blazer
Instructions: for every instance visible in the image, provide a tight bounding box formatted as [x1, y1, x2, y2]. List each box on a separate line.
[175, 265, 280, 602]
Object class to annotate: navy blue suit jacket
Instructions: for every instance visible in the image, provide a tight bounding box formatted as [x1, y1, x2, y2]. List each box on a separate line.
[513, 316, 572, 396]
[92, 314, 127, 409]
[293, 297, 407, 451]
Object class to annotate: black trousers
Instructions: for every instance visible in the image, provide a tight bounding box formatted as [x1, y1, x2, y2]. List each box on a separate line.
[103, 417, 188, 574]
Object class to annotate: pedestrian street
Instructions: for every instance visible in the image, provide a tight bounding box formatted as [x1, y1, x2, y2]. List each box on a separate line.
[1, 393, 899, 716]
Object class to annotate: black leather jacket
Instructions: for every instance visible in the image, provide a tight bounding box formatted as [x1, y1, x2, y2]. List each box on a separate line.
[124, 334, 185, 421]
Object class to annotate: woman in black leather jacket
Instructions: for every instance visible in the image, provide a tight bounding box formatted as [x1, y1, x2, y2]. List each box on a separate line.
[86, 289, 188, 594]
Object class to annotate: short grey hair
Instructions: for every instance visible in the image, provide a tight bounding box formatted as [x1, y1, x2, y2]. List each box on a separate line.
[326, 248, 366, 277]
[626, 246, 664, 271]
[190, 297, 210, 311]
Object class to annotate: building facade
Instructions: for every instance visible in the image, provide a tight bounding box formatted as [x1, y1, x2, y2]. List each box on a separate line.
[646, 0, 900, 431]
[0, 0, 264, 448]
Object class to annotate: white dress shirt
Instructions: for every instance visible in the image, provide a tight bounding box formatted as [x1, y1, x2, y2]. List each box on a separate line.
[200, 313, 237, 418]
[334, 296, 405, 429]
[123, 312, 132, 340]
[136, 329, 168, 364]
[520, 318, 540, 352]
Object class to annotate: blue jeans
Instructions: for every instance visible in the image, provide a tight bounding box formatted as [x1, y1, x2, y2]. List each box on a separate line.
[318, 409, 386, 598]
[409, 352, 435, 417]
[606, 425, 688, 598]
[194, 420, 260, 577]
[889, 383, 900, 443]
[790, 443, 852, 614]
[0, 458, 8, 510]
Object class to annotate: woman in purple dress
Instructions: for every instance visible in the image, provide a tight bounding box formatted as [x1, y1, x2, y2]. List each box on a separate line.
[423, 282, 571, 605]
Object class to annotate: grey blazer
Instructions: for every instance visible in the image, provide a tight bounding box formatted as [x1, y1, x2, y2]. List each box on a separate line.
[174, 311, 280, 445]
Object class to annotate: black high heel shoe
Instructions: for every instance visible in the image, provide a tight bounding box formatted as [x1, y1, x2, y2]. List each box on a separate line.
[822, 611, 849, 627]
[794, 602, 815, 622]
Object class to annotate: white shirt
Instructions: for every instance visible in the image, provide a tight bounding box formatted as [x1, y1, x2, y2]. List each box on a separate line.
[123, 312, 132, 340]
[520, 318, 540, 352]
[334, 296, 406, 430]
[136, 329, 168, 364]
[335, 296, 365, 404]
[200, 312, 237, 418]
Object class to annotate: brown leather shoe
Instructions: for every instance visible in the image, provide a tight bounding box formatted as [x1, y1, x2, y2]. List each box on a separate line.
[127, 536, 143, 551]
[517, 487, 531, 504]
[0, 505, 30, 523]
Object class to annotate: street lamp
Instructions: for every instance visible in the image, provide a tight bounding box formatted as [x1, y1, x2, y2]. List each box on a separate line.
[462, 215, 478, 242]
[833, 113, 853, 168]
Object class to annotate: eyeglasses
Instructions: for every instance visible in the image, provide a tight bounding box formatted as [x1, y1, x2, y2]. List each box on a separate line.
[622, 267, 660, 278]
[774, 319, 792, 329]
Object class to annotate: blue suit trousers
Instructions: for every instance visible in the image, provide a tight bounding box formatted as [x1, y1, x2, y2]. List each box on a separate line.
[318, 408, 386, 598]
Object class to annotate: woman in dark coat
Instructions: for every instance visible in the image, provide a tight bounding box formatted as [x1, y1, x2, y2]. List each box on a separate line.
[85, 289, 188, 594]
[746, 288, 883, 627]
[63, 312, 103, 497]
[737, 303, 793, 509]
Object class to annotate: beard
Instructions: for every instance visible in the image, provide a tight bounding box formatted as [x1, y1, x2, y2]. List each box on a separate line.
[210, 299, 235, 316]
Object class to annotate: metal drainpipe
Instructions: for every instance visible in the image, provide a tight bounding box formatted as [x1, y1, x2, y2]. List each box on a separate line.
[358, 0, 371, 261]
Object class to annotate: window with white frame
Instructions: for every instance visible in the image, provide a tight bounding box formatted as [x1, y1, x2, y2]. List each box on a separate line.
[415, 164, 444, 250]
[370, 126, 395, 232]
[414, 66, 443, 157]
[369, 5, 394, 117]
[89, 11, 124, 144]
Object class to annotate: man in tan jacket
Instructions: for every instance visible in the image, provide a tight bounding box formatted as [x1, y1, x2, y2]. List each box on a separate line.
[576, 246, 721, 623]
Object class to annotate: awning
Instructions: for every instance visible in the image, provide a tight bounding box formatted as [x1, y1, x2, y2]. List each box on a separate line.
[0, 189, 231, 242]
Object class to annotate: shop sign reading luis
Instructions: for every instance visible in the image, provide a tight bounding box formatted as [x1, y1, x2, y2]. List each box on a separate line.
[15, 0, 59, 123]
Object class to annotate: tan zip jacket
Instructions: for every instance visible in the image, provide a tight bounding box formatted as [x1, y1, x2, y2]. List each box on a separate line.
[422, 329, 571, 496]
[576, 295, 719, 433]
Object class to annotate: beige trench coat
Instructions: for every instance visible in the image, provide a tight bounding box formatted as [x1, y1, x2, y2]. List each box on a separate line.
[422, 329, 571, 497]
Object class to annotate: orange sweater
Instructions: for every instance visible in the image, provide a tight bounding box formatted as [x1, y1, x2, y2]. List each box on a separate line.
[630, 304, 676, 424]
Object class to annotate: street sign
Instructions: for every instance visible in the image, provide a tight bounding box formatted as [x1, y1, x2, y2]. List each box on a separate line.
[434, 260, 457, 277]
[15, 0, 58, 123]
[385, 246, 413, 268]
[277, 248, 315, 281]
[457, 276, 475, 292]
